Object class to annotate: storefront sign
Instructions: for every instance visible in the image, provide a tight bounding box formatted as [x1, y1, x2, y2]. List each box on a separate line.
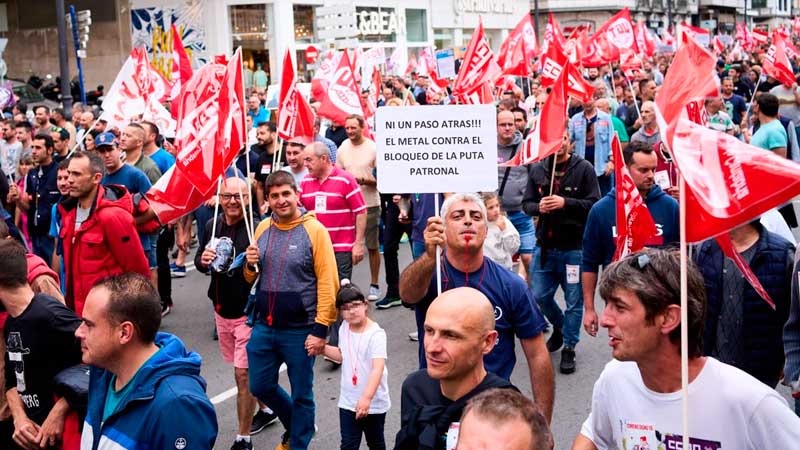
[453, 0, 514, 15]
[356, 8, 405, 37]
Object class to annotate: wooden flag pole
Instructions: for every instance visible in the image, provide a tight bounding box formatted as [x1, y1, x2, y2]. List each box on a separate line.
[434, 193, 443, 296]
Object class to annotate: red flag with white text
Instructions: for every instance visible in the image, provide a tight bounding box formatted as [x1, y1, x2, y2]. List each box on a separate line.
[634, 22, 657, 57]
[764, 32, 796, 87]
[317, 50, 367, 126]
[453, 20, 501, 100]
[594, 8, 639, 56]
[502, 67, 568, 166]
[565, 62, 595, 103]
[752, 28, 768, 45]
[169, 24, 194, 119]
[497, 14, 538, 77]
[612, 133, 657, 261]
[277, 49, 316, 141]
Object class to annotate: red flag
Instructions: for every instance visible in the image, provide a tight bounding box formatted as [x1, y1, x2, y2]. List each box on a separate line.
[542, 13, 567, 54]
[497, 14, 538, 77]
[752, 28, 769, 45]
[679, 23, 710, 48]
[149, 50, 245, 221]
[713, 36, 725, 55]
[172, 50, 244, 195]
[317, 50, 367, 126]
[565, 62, 594, 103]
[580, 27, 620, 67]
[277, 49, 316, 142]
[594, 8, 639, 56]
[634, 22, 656, 57]
[620, 49, 644, 79]
[311, 50, 340, 103]
[453, 20, 501, 100]
[764, 32, 796, 87]
[427, 67, 450, 104]
[668, 118, 800, 243]
[540, 37, 568, 88]
[502, 67, 568, 166]
[654, 32, 718, 145]
[169, 24, 194, 118]
[715, 233, 775, 308]
[612, 133, 658, 261]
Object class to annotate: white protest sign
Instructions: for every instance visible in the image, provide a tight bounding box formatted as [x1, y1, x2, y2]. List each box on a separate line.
[436, 49, 456, 78]
[376, 105, 497, 193]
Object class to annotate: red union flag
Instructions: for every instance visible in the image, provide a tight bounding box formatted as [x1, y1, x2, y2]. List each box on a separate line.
[620, 49, 644, 79]
[277, 49, 315, 141]
[453, 20, 501, 98]
[634, 22, 656, 57]
[612, 134, 657, 261]
[173, 52, 243, 195]
[502, 67, 568, 167]
[542, 13, 566, 55]
[595, 8, 638, 55]
[317, 50, 366, 126]
[540, 38, 568, 88]
[496, 14, 538, 77]
[169, 24, 194, 120]
[100, 49, 147, 130]
[764, 32, 796, 87]
[311, 50, 341, 102]
[752, 28, 769, 44]
[565, 62, 594, 103]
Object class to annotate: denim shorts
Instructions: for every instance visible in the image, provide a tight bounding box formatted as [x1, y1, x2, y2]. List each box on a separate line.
[507, 210, 535, 254]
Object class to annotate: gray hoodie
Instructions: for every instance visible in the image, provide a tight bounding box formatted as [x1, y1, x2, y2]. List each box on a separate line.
[496, 131, 529, 212]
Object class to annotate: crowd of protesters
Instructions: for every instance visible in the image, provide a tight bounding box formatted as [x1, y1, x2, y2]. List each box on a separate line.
[3, 27, 800, 450]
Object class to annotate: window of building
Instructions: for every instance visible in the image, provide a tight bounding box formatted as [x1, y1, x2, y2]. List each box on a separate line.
[294, 5, 315, 43]
[230, 4, 271, 90]
[406, 9, 427, 43]
[751, 0, 766, 8]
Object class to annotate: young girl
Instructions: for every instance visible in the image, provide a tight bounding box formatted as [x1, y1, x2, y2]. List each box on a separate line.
[481, 192, 520, 271]
[324, 280, 390, 450]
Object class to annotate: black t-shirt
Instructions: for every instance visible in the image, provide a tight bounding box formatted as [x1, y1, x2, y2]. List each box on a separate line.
[4, 294, 82, 424]
[195, 216, 259, 319]
[394, 369, 517, 450]
[254, 146, 288, 183]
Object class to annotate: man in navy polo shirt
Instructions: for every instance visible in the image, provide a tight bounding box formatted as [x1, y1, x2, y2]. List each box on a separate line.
[399, 193, 554, 423]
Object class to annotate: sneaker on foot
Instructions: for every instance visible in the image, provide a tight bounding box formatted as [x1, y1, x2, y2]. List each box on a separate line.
[170, 263, 186, 278]
[230, 440, 253, 450]
[161, 304, 171, 318]
[250, 409, 279, 435]
[408, 331, 419, 341]
[546, 327, 563, 353]
[376, 295, 402, 309]
[560, 346, 576, 374]
[368, 285, 381, 301]
[275, 431, 290, 450]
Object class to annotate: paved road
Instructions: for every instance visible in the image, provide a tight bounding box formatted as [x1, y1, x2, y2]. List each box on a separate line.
[163, 241, 794, 450]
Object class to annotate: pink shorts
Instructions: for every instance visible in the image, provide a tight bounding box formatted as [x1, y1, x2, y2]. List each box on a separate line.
[214, 314, 252, 369]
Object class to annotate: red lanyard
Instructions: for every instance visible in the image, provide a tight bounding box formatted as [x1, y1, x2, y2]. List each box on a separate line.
[346, 323, 368, 386]
[263, 224, 296, 326]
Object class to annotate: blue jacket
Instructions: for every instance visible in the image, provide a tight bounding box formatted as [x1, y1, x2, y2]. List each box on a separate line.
[81, 333, 217, 450]
[569, 111, 613, 176]
[581, 185, 679, 273]
[695, 225, 794, 388]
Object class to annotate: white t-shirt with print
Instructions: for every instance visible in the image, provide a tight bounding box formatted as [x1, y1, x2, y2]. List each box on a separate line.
[580, 357, 800, 450]
[338, 321, 390, 414]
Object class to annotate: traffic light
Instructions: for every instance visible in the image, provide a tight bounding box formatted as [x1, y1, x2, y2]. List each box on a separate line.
[68, 9, 91, 58]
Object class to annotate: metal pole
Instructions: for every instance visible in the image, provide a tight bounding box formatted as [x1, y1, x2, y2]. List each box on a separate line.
[56, 0, 73, 112]
[667, 0, 673, 33]
[744, 0, 748, 29]
[69, 6, 87, 104]
[534, 0, 540, 47]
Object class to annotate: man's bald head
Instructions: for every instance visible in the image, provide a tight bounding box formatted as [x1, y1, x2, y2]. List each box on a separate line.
[429, 287, 495, 334]
[424, 288, 498, 384]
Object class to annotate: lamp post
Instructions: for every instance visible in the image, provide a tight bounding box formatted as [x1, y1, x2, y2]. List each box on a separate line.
[56, 0, 73, 112]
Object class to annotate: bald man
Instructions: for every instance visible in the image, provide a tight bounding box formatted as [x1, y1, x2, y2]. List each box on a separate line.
[195, 177, 269, 448]
[394, 288, 519, 450]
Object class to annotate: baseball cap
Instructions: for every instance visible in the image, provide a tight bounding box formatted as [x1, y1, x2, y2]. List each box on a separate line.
[95, 131, 117, 147]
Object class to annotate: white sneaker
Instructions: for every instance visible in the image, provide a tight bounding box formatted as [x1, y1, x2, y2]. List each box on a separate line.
[368, 285, 381, 301]
[408, 331, 419, 341]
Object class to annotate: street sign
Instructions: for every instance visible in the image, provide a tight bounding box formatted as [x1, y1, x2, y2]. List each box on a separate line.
[305, 46, 319, 64]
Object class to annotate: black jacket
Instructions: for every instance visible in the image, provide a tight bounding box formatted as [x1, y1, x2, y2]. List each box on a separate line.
[522, 154, 600, 251]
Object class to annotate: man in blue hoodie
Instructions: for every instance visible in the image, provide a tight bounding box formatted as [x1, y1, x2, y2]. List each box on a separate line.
[581, 140, 679, 337]
[76, 273, 217, 450]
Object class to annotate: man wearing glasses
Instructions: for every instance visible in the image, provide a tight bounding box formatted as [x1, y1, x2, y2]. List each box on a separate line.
[196, 177, 271, 450]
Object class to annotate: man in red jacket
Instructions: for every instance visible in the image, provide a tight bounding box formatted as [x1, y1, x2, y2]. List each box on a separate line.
[58, 151, 149, 316]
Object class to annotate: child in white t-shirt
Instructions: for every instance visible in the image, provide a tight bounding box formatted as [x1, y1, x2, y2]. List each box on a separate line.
[481, 192, 520, 270]
[323, 280, 390, 450]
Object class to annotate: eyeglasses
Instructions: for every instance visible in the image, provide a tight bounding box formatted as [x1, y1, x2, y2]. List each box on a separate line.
[219, 193, 249, 201]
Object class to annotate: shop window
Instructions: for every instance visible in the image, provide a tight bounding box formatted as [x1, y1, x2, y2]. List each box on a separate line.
[294, 5, 314, 43]
[406, 9, 427, 43]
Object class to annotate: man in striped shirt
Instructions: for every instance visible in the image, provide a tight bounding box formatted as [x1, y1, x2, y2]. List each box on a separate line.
[299, 141, 367, 281]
